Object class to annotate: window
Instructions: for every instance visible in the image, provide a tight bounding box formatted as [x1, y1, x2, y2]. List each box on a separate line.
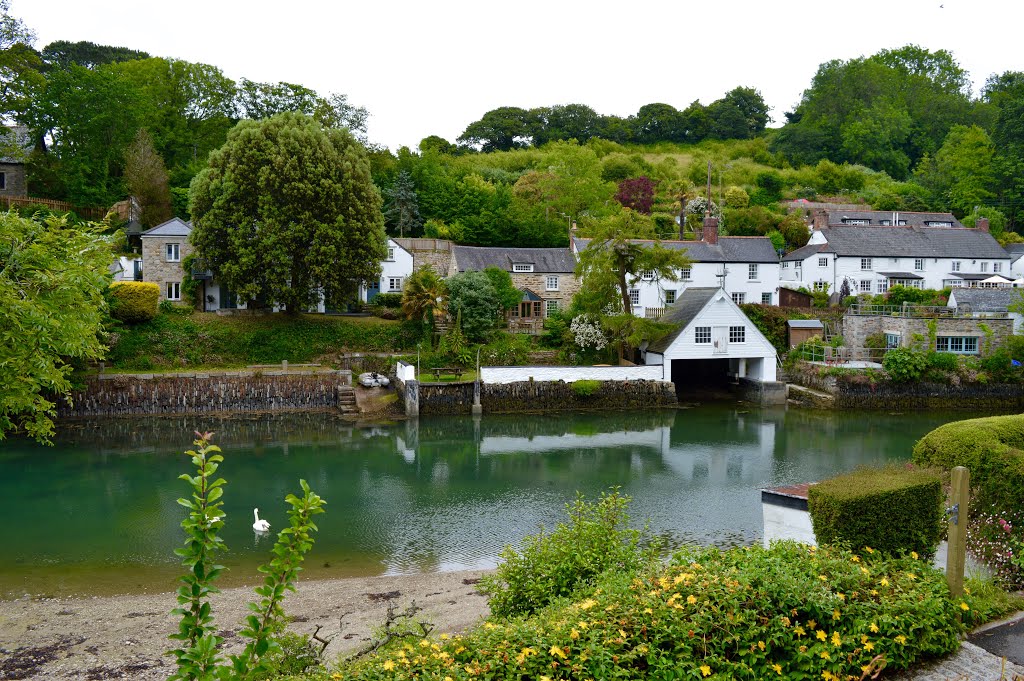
[944, 279, 964, 288]
[994, 262, 1002, 273]
[166, 281, 181, 300]
[0, 172, 6, 190]
[629, 288, 640, 306]
[386, 247, 395, 261]
[880, 220, 891, 226]
[936, 336, 979, 354]
[818, 257, 828, 267]
[885, 333, 901, 349]
[681, 267, 692, 281]
[641, 270, 655, 280]
[664, 289, 676, 305]
[748, 264, 758, 280]
[981, 262, 989, 272]
[512, 263, 534, 273]
[812, 281, 828, 291]
[695, 326, 711, 344]
[166, 243, 180, 262]
[926, 221, 953, 227]
[859, 279, 871, 292]
[761, 292, 772, 305]
[387, 277, 403, 292]
[545, 299, 559, 316]
[914, 258, 924, 271]
[782, 261, 790, 269]
[509, 305, 519, 318]
[729, 326, 745, 343]
[731, 292, 745, 304]
[545, 275, 559, 291]
[952, 261, 961, 272]
[876, 280, 888, 293]
[843, 219, 869, 225]
[860, 257, 872, 271]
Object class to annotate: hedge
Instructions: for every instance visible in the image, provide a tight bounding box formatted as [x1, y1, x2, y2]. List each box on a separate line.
[808, 466, 943, 558]
[912, 413, 1024, 512]
[339, 542, 975, 681]
[108, 281, 160, 323]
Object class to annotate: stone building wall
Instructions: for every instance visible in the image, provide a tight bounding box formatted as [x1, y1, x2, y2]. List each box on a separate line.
[510, 272, 580, 311]
[142, 236, 193, 302]
[0, 162, 27, 196]
[844, 314, 1013, 353]
[412, 379, 677, 415]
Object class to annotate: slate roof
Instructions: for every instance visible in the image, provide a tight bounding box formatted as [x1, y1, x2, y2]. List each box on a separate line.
[812, 227, 1008, 259]
[452, 246, 576, 273]
[877, 271, 923, 279]
[574, 237, 778, 263]
[646, 287, 720, 355]
[950, 288, 1018, 312]
[141, 217, 192, 238]
[783, 243, 827, 261]
[824, 210, 962, 228]
[0, 126, 32, 163]
[1004, 244, 1024, 260]
[787, 319, 823, 329]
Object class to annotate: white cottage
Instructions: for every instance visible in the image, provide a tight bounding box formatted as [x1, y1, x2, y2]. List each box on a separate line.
[361, 239, 414, 303]
[643, 287, 778, 386]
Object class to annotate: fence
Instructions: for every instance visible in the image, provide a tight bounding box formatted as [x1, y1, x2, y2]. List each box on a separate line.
[793, 345, 887, 364]
[644, 307, 666, 319]
[2, 195, 106, 219]
[846, 303, 1007, 319]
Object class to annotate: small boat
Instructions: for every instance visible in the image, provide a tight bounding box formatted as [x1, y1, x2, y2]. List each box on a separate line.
[358, 372, 391, 388]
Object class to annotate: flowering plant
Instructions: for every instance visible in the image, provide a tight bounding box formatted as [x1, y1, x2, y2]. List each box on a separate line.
[569, 314, 608, 351]
[966, 505, 1024, 589]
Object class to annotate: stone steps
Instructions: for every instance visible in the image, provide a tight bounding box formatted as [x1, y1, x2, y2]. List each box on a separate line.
[337, 386, 358, 414]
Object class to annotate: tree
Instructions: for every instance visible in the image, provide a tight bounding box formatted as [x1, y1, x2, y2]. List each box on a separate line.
[190, 112, 387, 313]
[40, 39, 150, 69]
[633, 103, 685, 144]
[124, 128, 173, 229]
[483, 266, 522, 311]
[383, 170, 423, 237]
[401, 265, 447, 326]
[532, 103, 603, 145]
[914, 124, 995, 216]
[1, 213, 112, 443]
[446, 270, 501, 342]
[457, 106, 536, 151]
[614, 176, 657, 214]
[721, 86, 771, 136]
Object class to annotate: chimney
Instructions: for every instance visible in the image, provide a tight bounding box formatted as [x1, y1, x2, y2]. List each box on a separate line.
[703, 216, 719, 245]
[812, 209, 828, 231]
[977, 217, 990, 233]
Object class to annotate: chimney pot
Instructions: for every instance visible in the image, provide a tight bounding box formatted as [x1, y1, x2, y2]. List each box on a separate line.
[977, 217, 990, 233]
[703, 216, 719, 245]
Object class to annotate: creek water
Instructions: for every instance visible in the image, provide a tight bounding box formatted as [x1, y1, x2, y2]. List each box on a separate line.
[0, 404, 981, 598]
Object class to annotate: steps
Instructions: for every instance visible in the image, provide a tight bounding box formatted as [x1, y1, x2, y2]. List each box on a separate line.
[337, 386, 358, 414]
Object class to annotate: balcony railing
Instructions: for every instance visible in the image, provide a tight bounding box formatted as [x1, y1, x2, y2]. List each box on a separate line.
[190, 257, 213, 280]
[846, 303, 1007, 319]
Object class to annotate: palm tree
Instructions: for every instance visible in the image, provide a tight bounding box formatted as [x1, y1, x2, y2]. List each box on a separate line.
[401, 266, 448, 327]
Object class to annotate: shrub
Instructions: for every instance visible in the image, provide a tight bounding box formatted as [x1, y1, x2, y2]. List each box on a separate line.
[883, 347, 927, 382]
[967, 504, 1024, 589]
[371, 292, 403, 309]
[480, 333, 530, 366]
[108, 281, 160, 323]
[571, 379, 601, 397]
[480, 489, 659, 618]
[913, 413, 1024, 512]
[341, 542, 976, 681]
[808, 465, 943, 558]
[926, 351, 958, 372]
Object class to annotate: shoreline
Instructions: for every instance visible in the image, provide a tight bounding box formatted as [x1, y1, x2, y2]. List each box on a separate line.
[0, 568, 494, 680]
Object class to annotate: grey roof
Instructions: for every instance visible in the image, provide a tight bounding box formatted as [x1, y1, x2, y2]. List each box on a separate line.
[0, 125, 32, 164]
[646, 288, 720, 354]
[950, 288, 1019, 312]
[877, 271, 924, 279]
[824, 210, 962, 228]
[816, 226, 1008, 259]
[1004, 244, 1024, 260]
[783, 243, 827, 261]
[787, 319, 823, 329]
[952, 273, 990, 281]
[452, 245, 576, 273]
[141, 217, 192, 238]
[575, 236, 778, 264]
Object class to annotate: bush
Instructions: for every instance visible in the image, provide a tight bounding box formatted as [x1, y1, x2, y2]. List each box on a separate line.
[108, 281, 160, 323]
[570, 379, 601, 397]
[967, 504, 1024, 589]
[926, 351, 958, 372]
[341, 542, 976, 681]
[480, 489, 659, 618]
[808, 465, 943, 558]
[913, 413, 1024, 512]
[883, 347, 927, 382]
[479, 333, 530, 366]
[371, 292, 403, 309]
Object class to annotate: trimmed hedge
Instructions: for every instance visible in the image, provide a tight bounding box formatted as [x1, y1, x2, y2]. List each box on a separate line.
[913, 413, 1024, 512]
[108, 281, 160, 323]
[808, 466, 943, 558]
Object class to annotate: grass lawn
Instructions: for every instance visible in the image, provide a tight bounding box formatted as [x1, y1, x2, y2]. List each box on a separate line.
[106, 312, 418, 371]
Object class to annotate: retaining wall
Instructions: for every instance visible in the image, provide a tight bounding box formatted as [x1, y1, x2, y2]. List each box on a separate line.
[413, 379, 677, 415]
[58, 370, 353, 418]
[834, 381, 1024, 411]
[480, 365, 664, 384]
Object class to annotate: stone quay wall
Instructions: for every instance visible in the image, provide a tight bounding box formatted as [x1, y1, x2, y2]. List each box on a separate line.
[833, 381, 1024, 411]
[411, 379, 677, 415]
[58, 370, 353, 418]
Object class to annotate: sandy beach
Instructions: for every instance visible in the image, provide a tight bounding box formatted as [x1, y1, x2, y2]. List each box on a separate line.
[0, 569, 493, 680]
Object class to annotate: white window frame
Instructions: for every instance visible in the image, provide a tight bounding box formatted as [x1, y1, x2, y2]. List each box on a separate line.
[885, 333, 901, 349]
[761, 292, 771, 305]
[994, 262, 1002, 273]
[877, 279, 888, 294]
[681, 267, 692, 281]
[166, 281, 181, 300]
[729, 326, 745, 343]
[782, 261, 790, 269]
[860, 257, 872, 271]
[952, 261, 961, 272]
[664, 289, 676, 305]
[641, 270, 655, 280]
[545, 275, 559, 291]
[818, 257, 828, 267]
[628, 288, 640, 306]
[545, 299, 559, 317]
[166, 243, 181, 262]
[512, 263, 534, 273]
[731, 292, 746, 304]
[748, 264, 758, 280]
[981, 262, 989, 273]
[812, 281, 828, 292]
[387, 277, 403, 292]
[859, 279, 871, 293]
[694, 326, 711, 344]
[386, 246, 395, 261]
[914, 258, 924, 271]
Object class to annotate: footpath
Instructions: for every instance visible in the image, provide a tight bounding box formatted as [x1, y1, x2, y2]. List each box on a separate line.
[897, 613, 1024, 680]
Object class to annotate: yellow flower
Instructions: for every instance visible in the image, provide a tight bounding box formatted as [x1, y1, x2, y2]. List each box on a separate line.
[687, 594, 697, 605]
[836, 593, 845, 601]
[822, 671, 836, 681]
[861, 635, 869, 645]
[455, 645, 466, 653]
[864, 641, 874, 652]
[794, 625, 806, 637]
[865, 546, 875, 553]
[831, 631, 842, 646]
[550, 645, 567, 659]
[808, 619, 817, 629]
[674, 574, 684, 584]
[382, 659, 396, 671]
[860, 567, 870, 575]
[578, 620, 589, 630]
[570, 628, 580, 640]
[579, 598, 597, 610]
[910, 551, 919, 560]
[758, 640, 766, 651]
[700, 664, 712, 677]
[906, 572, 917, 580]
[540, 677, 552, 681]
[772, 663, 783, 675]
[870, 622, 879, 633]
[880, 578, 889, 587]
[816, 630, 827, 641]
[483, 622, 496, 629]
[870, 589, 878, 596]
[818, 574, 828, 581]
[820, 650, 831, 660]
[644, 607, 653, 615]
[419, 639, 431, 647]
[895, 635, 907, 645]
[851, 555, 860, 562]
[965, 587, 971, 595]
[832, 608, 841, 620]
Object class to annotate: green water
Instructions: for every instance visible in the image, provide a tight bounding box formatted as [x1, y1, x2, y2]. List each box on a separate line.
[0, 405, 980, 599]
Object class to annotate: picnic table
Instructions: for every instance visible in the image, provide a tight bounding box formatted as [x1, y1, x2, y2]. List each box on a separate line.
[431, 367, 463, 380]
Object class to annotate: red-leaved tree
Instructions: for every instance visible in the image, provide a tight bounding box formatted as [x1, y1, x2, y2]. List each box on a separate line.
[614, 176, 657, 214]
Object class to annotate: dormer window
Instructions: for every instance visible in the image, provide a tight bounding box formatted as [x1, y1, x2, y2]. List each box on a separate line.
[925, 221, 952, 227]
[512, 263, 534, 273]
[843, 218, 869, 225]
[880, 220, 892, 226]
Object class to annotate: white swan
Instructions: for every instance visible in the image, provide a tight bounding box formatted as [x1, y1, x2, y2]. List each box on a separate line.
[252, 508, 271, 532]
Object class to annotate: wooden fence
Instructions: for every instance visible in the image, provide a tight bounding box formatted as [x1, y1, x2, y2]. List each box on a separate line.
[2, 195, 106, 219]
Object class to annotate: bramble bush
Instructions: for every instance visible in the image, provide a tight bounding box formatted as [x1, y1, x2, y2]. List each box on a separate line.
[481, 489, 660, 618]
[340, 541, 979, 681]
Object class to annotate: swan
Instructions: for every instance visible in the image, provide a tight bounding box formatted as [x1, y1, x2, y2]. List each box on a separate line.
[252, 508, 271, 532]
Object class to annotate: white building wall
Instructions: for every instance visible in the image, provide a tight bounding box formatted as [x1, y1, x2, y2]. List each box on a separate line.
[363, 239, 415, 302]
[480, 365, 665, 384]
[631, 262, 780, 316]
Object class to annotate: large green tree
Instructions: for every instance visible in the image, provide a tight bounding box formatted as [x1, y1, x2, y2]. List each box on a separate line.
[190, 112, 387, 313]
[124, 128, 173, 229]
[0, 213, 111, 443]
[914, 124, 995, 216]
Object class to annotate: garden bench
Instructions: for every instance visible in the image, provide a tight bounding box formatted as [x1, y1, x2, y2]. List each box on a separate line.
[431, 367, 463, 380]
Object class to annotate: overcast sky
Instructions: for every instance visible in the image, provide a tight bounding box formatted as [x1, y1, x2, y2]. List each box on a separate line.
[16, 0, 1024, 151]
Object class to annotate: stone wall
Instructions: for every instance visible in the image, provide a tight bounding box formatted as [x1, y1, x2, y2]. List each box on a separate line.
[58, 370, 353, 418]
[834, 381, 1024, 411]
[393, 238, 453, 276]
[509, 272, 580, 311]
[844, 314, 1013, 353]
[0, 162, 27, 196]
[142, 236, 192, 302]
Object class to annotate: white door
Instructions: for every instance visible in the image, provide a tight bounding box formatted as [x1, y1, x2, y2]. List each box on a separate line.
[712, 326, 728, 355]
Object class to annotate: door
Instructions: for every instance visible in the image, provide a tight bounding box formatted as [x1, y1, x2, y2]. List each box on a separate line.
[712, 326, 729, 355]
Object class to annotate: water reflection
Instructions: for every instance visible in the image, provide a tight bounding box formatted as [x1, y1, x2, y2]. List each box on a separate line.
[0, 406, 974, 597]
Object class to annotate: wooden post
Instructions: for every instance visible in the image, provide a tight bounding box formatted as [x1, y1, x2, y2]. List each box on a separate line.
[946, 465, 970, 597]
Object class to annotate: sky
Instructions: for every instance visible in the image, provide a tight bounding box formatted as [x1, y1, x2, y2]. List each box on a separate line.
[15, 0, 1024, 151]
